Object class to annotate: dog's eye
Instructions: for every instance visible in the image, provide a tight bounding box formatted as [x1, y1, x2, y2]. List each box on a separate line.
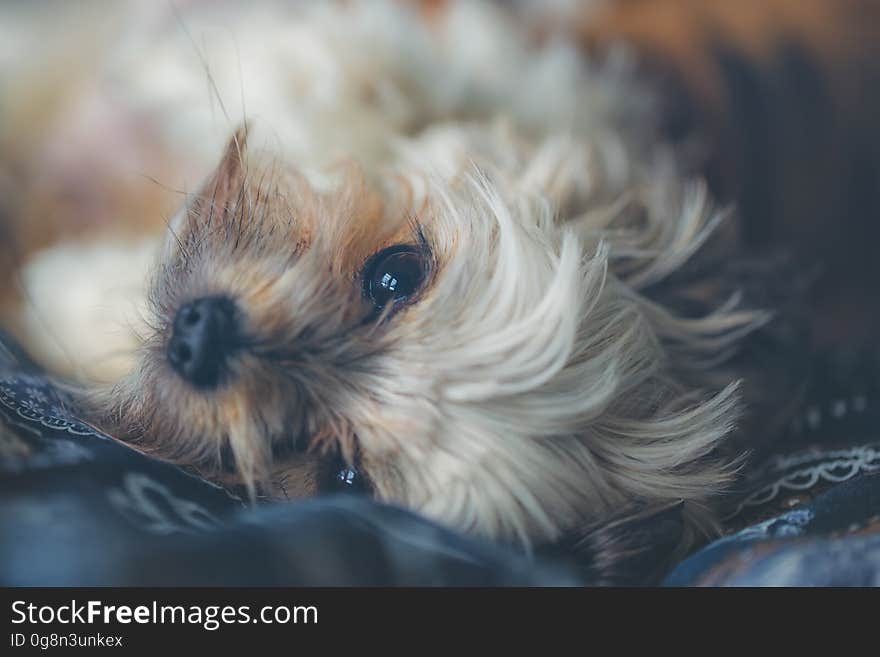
[324, 464, 371, 495]
[362, 245, 427, 312]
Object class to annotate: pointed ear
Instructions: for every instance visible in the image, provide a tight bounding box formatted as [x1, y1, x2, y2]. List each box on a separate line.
[200, 124, 249, 209]
[163, 125, 249, 257]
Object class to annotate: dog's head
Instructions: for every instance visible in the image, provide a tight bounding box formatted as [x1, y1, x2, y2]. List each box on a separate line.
[94, 127, 761, 547]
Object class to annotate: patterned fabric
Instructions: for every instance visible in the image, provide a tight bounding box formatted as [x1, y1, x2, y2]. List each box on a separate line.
[667, 346, 880, 586]
[666, 472, 880, 585]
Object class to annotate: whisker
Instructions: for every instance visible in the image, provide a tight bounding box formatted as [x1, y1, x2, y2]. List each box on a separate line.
[169, 1, 233, 129]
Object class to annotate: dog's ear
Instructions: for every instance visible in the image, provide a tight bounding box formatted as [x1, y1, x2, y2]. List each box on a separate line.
[199, 125, 249, 209]
[163, 126, 249, 258]
[542, 501, 688, 586]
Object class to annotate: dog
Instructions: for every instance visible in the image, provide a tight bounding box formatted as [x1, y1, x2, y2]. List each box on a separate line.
[2, 0, 878, 578]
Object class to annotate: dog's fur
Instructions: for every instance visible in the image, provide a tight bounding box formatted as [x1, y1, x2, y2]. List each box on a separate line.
[3, 0, 875, 575]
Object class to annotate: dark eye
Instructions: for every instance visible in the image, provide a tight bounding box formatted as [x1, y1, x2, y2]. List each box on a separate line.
[362, 245, 428, 313]
[323, 463, 371, 495]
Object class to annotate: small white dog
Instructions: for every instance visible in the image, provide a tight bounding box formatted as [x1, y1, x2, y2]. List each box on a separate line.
[4, 1, 779, 570]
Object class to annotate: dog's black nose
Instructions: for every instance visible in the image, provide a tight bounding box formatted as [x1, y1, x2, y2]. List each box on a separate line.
[167, 296, 238, 388]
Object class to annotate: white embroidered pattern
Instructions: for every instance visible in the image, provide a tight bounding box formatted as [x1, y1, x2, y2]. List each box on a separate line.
[726, 443, 880, 521]
[107, 472, 222, 535]
[0, 375, 105, 439]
